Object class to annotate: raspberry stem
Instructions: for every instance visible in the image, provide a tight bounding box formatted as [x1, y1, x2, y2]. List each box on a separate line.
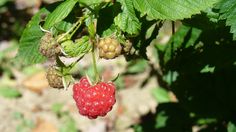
[57, 15, 87, 43]
[91, 39, 100, 83]
[68, 16, 86, 39]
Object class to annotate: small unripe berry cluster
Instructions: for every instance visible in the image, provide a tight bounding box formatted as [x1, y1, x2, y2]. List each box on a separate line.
[46, 67, 63, 89]
[97, 38, 122, 59]
[39, 33, 61, 58]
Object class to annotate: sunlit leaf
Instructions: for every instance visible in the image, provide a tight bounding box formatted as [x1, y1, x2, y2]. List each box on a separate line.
[133, 0, 219, 20]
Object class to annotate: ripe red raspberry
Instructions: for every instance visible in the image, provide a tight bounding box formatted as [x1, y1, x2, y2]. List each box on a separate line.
[73, 77, 116, 119]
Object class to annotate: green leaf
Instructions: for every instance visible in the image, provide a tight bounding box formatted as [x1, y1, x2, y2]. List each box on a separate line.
[51, 103, 64, 115]
[54, 21, 73, 33]
[101, 24, 117, 37]
[162, 71, 179, 85]
[114, 0, 141, 35]
[196, 118, 217, 125]
[15, 8, 49, 65]
[114, 76, 125, 90]
[157, 25, 202, 65]
[126, 59, 148, 73]
[61, 36, 92, 57]
[60, 116, 77, 132]
[200, 65, 215, 73]
[97, 3, 121, 36]
[0, 87, 21, 99]
[152, 87, 170, 103]
[217, 0, 236, 40]
[0, 0, 8, 6]
[155, 111, 168, 129]
[228, 122, 236, 132]
[44, 0, 78, 29]
[133, 0, 219, 20]
[78, 0, 103, 5]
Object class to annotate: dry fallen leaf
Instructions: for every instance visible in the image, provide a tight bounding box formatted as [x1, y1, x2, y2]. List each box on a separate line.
[32, 118, 58, 132]
[22, 71, 49, 93]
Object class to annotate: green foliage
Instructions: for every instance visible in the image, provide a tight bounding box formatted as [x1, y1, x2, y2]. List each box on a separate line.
[15, 8, 49, 65]
[0, 87, 21, 99]
[217, 0, 236, 40]
[151, 11, 236, 131]
[0, 0, 8, 6]
[156, 24, 202, 65]
[44, 0, 78, 29]
[51, 103, 77, 132]
[133, 0, 219, 20]
[61, 36, 92, 57]
[126, 59, 148, 73]
[78, 0, 103, 5]
[59, 116, 77, 132]
[228, 122, 236, 132]
[152, 87, 170, 103]
[114, 75, 125, 90]
[51, 103, 64, 115]
[114, 0, 141, 35]
[54, 21, 73, 33]
[13, 112, 35, 132]
[97, 3, 121, 37]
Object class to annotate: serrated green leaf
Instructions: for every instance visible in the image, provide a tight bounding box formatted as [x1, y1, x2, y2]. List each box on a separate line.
[133, 0, 219, 20]
[15, 8, 49, 65]
[0, 87, 21, 99]
[44, 0, 78, 29]
[61, 36, 92, 57]
[217, 0, 236, 40]
[102, 24, 117, 37]
[114, 0, 141, 35]
[152, 87, 170, 103]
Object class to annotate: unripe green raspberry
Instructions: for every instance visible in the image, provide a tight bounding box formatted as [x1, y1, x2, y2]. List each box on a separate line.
[46, 66, 63, 89]
[39, 33, 61, 58]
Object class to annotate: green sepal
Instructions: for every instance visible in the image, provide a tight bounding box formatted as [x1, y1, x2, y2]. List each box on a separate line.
[61, 36, 92, 57]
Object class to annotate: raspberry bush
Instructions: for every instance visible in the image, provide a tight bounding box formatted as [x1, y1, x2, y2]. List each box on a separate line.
[16, 0, 236, 131]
